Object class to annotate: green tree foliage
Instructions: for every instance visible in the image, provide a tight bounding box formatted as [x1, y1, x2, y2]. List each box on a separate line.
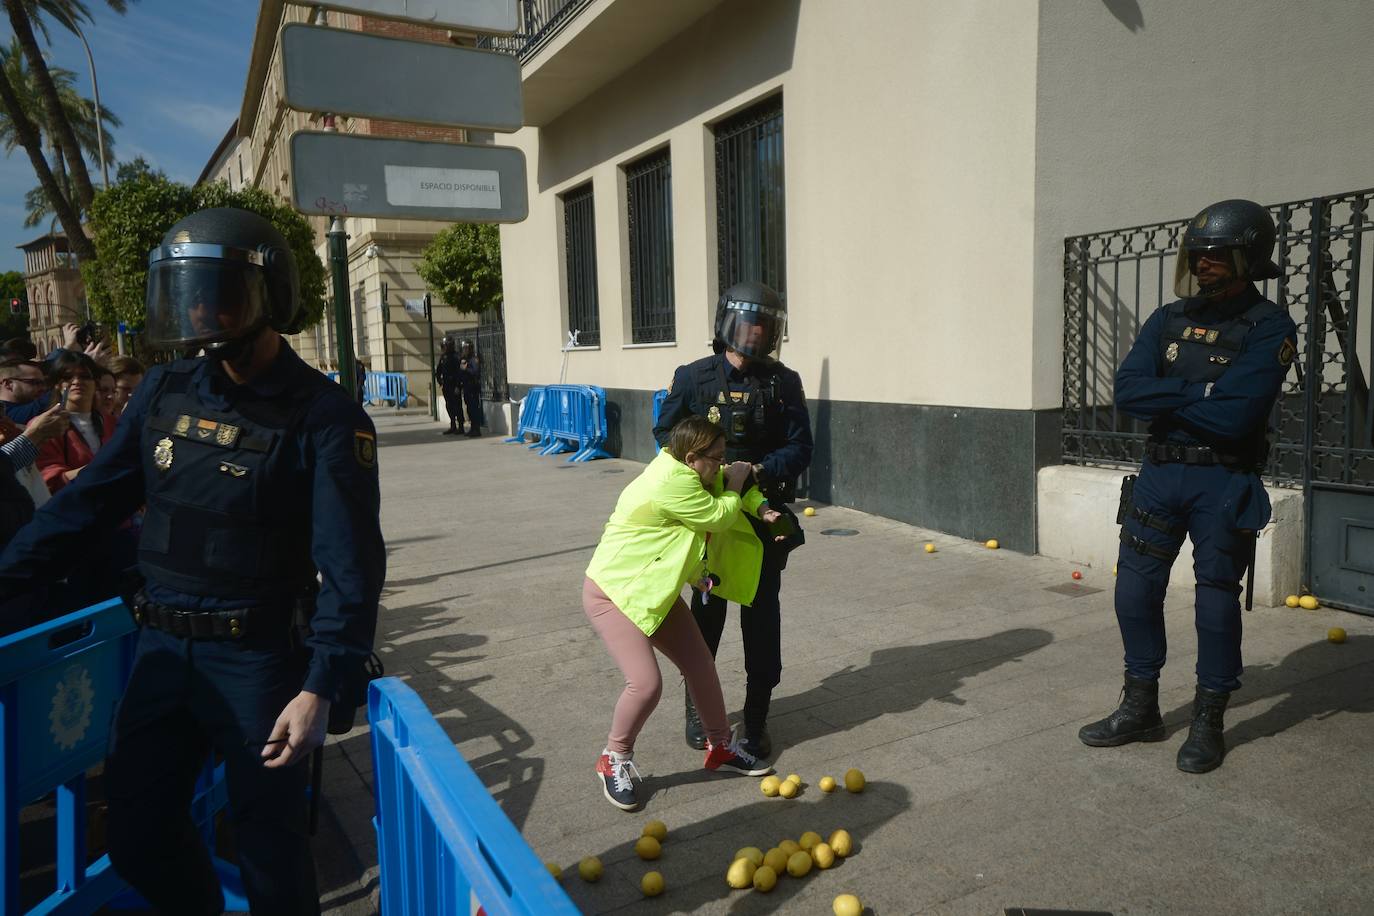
[81, 173, 327, 333]
[416, 223, 502, 316]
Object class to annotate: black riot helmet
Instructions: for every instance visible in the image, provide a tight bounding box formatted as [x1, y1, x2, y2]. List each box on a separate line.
[145, 208, 301, 349]
[1173, 199, 1282, 298]
[713, 281, 786, 360]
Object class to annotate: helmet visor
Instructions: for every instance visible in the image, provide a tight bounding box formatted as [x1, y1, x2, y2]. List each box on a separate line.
[145, 258, 269, 348]
[1173, 246, 1244, 298]
[718, 302, 785, 358]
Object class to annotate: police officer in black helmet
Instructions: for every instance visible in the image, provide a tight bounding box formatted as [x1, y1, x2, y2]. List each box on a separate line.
[0, 207, 386, 912]
[1079, 199, 1297, 774]
[653, 281, 813, 761]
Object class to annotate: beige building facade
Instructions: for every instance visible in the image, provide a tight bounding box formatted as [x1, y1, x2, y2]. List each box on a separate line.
[18, 232, 86, 354]
[496, 0, 1374, 556]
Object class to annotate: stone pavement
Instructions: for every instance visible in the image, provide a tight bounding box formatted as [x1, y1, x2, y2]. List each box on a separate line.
[314, 414, 1374, 916]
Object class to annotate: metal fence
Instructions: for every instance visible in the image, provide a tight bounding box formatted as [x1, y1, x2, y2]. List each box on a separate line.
[1062, 189, 1374, 492]
[477, 0, 594, 61]
[715, 95, 786, 301]
[475, 317, 507, 402]
[626, 149, 675, 344]
[561, 183, 599, 347]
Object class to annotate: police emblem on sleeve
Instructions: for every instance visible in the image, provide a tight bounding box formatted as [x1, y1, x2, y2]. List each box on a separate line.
[707, 405, 721, 425]
[354, 430, 377, 468]
[49, 665, 94, 751]
[153, 437, 174, 471]
[1278, 338, 1297, 366]
[1165, 342, 1180, 363]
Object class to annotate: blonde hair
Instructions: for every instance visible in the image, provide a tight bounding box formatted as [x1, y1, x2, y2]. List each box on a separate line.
[668, 416, 723, 463]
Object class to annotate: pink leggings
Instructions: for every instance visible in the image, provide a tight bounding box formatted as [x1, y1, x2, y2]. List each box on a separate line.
[583, 577, 733, 755]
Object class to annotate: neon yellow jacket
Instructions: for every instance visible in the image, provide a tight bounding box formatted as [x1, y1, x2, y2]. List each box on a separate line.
[586, 448, 765, 636]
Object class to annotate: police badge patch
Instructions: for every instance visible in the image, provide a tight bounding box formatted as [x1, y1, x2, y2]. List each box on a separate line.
[1278, 338, 1297, 366]
[153, 437, 174, 471]
[1165, 342, 1180, 363]
[707, 405, 721, 425]
[354, 430, 377, 469]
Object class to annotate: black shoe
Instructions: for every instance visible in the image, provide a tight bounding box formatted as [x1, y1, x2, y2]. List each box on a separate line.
[442, 426, 457, 435]
[1079, 676, 1166, 747]
[684, 691, 706, 751]
[595, 750, 641, 811]
[737, 727, 771, 761]
[466, 429, 481, 438]
[1177, 687, 1230, 774]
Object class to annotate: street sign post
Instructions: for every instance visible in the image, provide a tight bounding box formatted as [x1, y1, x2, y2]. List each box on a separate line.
[307, 0, 518, 33]
[281, 25, 523, 132]
[291, 132, 528, 223]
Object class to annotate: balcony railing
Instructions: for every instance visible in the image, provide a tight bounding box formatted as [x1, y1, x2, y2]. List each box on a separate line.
[477, 0, 594, 61]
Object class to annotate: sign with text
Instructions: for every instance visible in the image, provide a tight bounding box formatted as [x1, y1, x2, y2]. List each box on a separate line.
[309, 0, 518, 33]
[291, 131, 528, 222]
[281, 24, 523, 132]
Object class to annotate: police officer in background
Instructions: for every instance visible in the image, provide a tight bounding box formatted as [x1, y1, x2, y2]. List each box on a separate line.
[1079, 199, 1297, 774]
[435, 336, 465, 435]
[457, 339, 484, 437]
[0, 208, 386, 912]
[653, 281, 813, 760]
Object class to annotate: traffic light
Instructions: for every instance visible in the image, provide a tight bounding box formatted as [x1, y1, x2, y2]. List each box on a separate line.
[8, 298, 20, 315]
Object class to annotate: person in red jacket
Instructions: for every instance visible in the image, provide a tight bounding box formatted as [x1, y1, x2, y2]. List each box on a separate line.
[38, 351, 115, 494]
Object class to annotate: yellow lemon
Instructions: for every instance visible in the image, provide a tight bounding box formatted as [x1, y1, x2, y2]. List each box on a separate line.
[763, 848, 789, 872]
[760, 775, 782, 797]
[786, 850, 813, 878]
[734, 846, 764, 867]
[1299, 595, 1320, 610]
[799, 831, 823, 851]
[635, 835, 661, 861]
[833, 893, 863, 916]
[752, 864, 778, 892]
[1284, 594, 1300, 608]
[985, 539, 999, 549]
[642, 819, 668, 841]
[924, 543, 936, 553]
[1328, 627, 1347, 644]
[545, 862, 562, 879]
[641, 870, 665, 897]
[785, 773, 802, 784]
[829, 829, 853, 858]
[812, 842, 836, 869]
[778, 779, 798, 799]
[843, 768, 866, 793]
[726, 857, 756, 889]
[804, 506, 817, 517]
[579, 856, 603, 882]
[778, 839, 801, 857]
[819, 775, 837, 792]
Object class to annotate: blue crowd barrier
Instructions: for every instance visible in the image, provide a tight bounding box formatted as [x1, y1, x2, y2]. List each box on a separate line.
[324, 370, 410, 408]
[0, 600, 242, 915]
[369, 678, 577, 916]
[651, 388, 668, 452]
[505, 385, 611, 462]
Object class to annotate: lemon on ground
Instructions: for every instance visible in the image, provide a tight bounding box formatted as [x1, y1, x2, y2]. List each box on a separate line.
[1299, 595, 1320, 610]
[833, 893, 863, 916]
[829, 829, 853, 857]
[763, 847, 789, 872]
[786, 850, 813, 877]
[545, 862, 562, 879]
[778, 839, 801, 857]
[798, 830, 823, 851]
[735, 846, 764, 867]
[635, 835, 662, 860]
[641, 870, 665, 897]
[1285, 594, 1300, 608]
[843, 768, 866, 793]
[1329, 627, 1348, 644]
[778, 779, 799, 798]
[924, 542, 936, 553]
[985, 539, 999, 549]
[785, 773, 802, 786]
[812, 842, 836, 869]
[819, 775, 837, 792]
[642, 819, 668, 841]
[760, 775, 782, 797]
[726, 857, 757, 889]
[804, 506, 817, 517]
[579, 856, 603, 882]
[753, 864, 778, 892]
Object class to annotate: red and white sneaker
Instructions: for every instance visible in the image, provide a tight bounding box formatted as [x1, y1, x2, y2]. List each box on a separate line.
[595, 750, 641, 811]
[704, 736, 773, 777]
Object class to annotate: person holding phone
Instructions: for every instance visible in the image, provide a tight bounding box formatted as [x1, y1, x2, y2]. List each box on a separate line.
[584, 416, 779, 811]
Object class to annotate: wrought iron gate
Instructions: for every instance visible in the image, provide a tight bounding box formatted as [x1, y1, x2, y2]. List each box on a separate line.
[1063, 189, 1374, 614]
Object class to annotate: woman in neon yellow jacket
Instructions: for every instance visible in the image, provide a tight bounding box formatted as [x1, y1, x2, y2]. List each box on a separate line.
[583, 416, 778, 810]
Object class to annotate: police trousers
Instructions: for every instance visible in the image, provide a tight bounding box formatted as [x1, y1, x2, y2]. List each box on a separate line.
[104, 625, 318, 915]
[691, 516, 784, 732]
[1115, 460, 1254, 693]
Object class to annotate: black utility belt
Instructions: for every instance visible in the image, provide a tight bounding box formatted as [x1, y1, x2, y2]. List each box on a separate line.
[131, 595, 291, 640]
[1145, 441, 1256, 471]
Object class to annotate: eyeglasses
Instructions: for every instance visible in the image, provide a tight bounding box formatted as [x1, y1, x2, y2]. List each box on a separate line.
[698, 451, 727, 465]
[8, 376, 47, 388]
[64, 372, 94, 382]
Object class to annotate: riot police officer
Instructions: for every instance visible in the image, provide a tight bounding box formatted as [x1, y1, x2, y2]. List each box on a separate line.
[435, 336, 465, 434]
[1079, 199, 1297, 774]
[653, 281, 813, 760]
[457, 339, 483, 437]
[0, 208, 386, 912]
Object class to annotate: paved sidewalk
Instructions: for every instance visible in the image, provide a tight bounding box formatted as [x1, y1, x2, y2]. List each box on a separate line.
[316, 414, 1374, 915]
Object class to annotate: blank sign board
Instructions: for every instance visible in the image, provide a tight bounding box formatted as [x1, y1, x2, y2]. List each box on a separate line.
[309, 0, 518, 33]
[281, 25, 523, 132]
[291, 131, 528, 223]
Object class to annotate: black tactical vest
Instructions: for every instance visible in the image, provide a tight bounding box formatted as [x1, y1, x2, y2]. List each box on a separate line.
[692, 358, 786, 465]
[138, 361, 329, 601]
[1159, 297, 1283, 384]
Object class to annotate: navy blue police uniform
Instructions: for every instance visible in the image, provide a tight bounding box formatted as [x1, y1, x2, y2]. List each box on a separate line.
[653, 350, 813, 746]
[0, 342, 385, 914]
[458, 350, 483, 436]
[435, 349, 466, 432]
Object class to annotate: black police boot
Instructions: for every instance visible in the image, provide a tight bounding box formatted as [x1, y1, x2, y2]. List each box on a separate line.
[1078, 675, 1165, 747]
[1177, 687, 1230, 774]
[684, 689, 706, 750]
[442, 422, 458, 435]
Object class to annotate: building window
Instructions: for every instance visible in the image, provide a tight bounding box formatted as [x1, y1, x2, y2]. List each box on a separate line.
[624, 149, 675, 344]
[561, 182, 600, 347]
[715, 94, 786, 304]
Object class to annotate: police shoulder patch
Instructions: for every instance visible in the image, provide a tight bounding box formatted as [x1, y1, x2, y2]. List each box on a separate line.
[354, 430, 377, 469]
[1278, 338, 1297, 367]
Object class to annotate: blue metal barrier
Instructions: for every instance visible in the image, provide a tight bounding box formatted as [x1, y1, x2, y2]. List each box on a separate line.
[369, 678, 578, 916]
[651, 388, 668, 453]
[325, 370, 410, 408]
[0, 600, 242, 915]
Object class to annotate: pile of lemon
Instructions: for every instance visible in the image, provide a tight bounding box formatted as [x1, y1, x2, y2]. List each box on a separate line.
[761, 767, 865, 798]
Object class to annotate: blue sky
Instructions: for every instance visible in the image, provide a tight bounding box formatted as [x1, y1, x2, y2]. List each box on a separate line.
[1, 0, 256, 273]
